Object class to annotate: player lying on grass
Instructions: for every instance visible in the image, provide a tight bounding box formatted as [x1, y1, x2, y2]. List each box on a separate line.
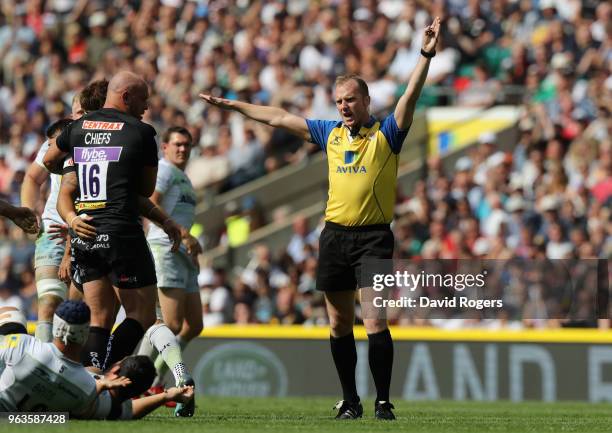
[0, 303, 194, 419]
[83, 355, 194, 420]
[0, 300, 115, 414]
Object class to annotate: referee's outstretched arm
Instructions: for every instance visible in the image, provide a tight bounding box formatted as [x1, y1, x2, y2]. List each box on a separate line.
[198, 94, 311, 141]
[394, 17, 441, 130]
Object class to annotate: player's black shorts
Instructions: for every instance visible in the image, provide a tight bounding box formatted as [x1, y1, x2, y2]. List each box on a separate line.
[316, 221, 394, 292]
[70, 252, 84, 293]
[71, 231, 157, 289]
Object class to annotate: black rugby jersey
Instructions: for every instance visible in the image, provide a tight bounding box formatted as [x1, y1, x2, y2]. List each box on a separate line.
[56, 108, 158, 233]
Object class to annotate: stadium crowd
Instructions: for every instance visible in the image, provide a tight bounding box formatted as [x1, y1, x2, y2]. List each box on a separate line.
[0, 0, 610, 327]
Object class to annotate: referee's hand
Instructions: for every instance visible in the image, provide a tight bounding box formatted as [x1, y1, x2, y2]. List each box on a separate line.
[199, 93, 234, 110]
[422, 16, 441, 54]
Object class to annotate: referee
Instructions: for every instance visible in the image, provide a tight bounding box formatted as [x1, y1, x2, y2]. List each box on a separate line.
[200, 18, 441, 420]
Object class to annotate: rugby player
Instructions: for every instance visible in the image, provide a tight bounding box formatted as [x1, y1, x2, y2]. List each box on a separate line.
[43, 71, 162, 371]
[21, 118, 76, 342]
[0, 303, 193, 419]
[85, 355, 194, 420]
[0, 300, 99, 413]
[200, 18, 441, 420]
[51, 83, 195, 416]
[137, 126, 202, 416]
[21, 81, 109, 341]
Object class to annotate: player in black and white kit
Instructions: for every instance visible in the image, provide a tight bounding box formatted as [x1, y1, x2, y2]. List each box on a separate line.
[44, 71, 160, 370]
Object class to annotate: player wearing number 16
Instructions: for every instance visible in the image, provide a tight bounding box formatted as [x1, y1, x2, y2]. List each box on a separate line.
[43, 71, 160, 371]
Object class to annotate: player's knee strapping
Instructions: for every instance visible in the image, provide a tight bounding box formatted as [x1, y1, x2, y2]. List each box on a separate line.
[37, 278, 68, 300]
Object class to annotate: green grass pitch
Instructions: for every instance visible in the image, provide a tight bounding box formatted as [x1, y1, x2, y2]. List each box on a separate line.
[4, 397, 612, 433]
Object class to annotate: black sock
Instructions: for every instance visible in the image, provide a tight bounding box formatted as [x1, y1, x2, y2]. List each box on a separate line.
[330, 333, 359, 402]
[105, 318, 145, 368]
[82, 326, 110, 369]
[368, 329, 393, 402]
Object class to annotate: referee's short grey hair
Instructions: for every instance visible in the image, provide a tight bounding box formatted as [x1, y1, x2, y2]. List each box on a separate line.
[335, 74, 369, 98]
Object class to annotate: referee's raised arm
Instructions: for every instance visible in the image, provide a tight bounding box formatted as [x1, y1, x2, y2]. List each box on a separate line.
[198, 93, 311, 141]
[394, 16, 441, 130]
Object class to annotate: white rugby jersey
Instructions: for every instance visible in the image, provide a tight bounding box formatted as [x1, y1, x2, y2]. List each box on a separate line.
[146, 158, 196, 248]
[0, 334, 97, 414]
[33, 141, 65, 230]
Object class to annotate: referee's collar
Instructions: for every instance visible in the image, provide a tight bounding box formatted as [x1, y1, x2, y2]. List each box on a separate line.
[344, 116, 377, 137]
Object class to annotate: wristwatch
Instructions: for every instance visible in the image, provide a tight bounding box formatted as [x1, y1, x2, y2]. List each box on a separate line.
[421, 49, 436, 58]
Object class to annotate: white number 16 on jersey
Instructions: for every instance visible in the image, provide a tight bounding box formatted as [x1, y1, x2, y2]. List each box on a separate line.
[78, 162, 109, 201]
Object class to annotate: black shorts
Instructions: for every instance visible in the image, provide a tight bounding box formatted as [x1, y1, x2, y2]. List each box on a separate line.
[71, 231, 157, 289]
[316, 221, 394, 292]
[70, 253, 84, 293]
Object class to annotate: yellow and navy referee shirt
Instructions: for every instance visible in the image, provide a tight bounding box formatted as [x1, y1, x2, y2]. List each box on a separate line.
[307, 114, 408, 226]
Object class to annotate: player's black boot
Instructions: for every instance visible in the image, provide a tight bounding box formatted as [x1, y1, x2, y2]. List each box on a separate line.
[374, 401, 396, 420]
[333, 400, 363, 419]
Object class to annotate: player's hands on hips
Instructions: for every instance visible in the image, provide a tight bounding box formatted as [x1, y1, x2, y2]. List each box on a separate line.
[199, 93, 234, 110]
[48, 223, 69, 243]
[182, 233, 203, 263]
[9, 207, 39, 234]
[422, 16, 441, 54]
[162, 218, 182, 252]
[70, 214, 97, 240]
[165, 385, 194, 403]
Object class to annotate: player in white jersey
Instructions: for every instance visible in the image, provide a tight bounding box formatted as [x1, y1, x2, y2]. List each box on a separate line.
[0, 303, 193, 419]
[0, 300, 97, 414]
[84, 356, 194, 420]
[139, 126, 202, 417]
[21, 118, 78, 342]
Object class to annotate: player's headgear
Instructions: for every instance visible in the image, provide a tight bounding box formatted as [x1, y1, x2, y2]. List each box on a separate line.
[52, 300, 91, 345]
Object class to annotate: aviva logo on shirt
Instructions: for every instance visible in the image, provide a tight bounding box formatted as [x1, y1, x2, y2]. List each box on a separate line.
[337, 150, 367, 174]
